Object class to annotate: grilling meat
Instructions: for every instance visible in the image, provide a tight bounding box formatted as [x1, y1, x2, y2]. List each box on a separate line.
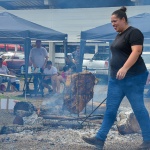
[63, 71, 96, 114]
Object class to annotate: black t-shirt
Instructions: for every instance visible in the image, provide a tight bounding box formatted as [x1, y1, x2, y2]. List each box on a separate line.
[110, 26, 147, 78]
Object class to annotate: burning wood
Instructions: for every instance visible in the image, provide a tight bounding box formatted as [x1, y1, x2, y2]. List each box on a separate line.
[42, 114, 103, 121]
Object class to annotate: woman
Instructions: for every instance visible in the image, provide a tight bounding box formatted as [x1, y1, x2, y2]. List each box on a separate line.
[71, 46, 80, 72]
[65, 55, 76, 72]
[82, 6, 150, 150]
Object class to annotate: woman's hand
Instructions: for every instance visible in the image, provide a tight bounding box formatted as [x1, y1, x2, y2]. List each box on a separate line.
[116, 67, 128, 80]
[116, 45, 142, 80]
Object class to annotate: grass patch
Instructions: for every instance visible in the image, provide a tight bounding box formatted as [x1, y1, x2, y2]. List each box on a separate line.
[0, 93, 25, 101]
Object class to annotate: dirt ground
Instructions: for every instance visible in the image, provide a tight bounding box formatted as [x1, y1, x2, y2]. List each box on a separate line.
[0, 81, 150, 150]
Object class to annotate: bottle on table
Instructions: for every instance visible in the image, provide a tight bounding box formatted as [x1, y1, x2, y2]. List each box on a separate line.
[32, 66, 34, 73]
[21, 66, 24, 74]
[15, 79, 20, 91]
[38, 67, 41, 73]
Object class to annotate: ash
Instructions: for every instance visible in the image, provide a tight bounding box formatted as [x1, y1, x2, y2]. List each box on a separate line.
[0, 84, 150, 150]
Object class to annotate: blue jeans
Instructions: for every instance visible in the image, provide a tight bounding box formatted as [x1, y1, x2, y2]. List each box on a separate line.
[96, 71, 150, 142]
[0, 77, 11, 91]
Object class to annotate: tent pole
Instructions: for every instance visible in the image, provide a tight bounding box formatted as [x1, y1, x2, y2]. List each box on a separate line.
[63, 36, 68, 65]
[80, 39, 86, 72]
[24, 38, 31, 99]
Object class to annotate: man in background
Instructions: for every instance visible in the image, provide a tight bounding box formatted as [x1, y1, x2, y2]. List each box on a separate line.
[43, 61, 60, 95]
[29, 40, 48, 94]
[72, 46, 80, 72]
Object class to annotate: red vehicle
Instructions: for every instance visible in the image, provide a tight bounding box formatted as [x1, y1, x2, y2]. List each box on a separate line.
[1, 52, 25, 73]
[0, 44, 23, 51]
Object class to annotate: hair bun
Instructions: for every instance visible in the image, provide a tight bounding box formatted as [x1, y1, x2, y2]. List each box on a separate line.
[120, 6, 127, 13]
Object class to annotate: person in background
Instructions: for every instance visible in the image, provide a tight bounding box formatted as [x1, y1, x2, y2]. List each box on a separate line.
[72, 46, 80, 72]
[60, 63, 76, 83]
[0, 58, 11, 91]
[29, 40, 48, 93]
[56, 66, 69, 84]
[43, 61, 60, 94]
[61, 66, 68, 81]
[82, 6, 150, 150]
[2, 55, 7, 66]
[9, 70, 17, 92]
[70, 65, 77, 73]
[42, 74, 53, 94]
[65, 55, 76, 71]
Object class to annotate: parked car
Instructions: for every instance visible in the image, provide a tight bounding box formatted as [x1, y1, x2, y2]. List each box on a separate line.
[142, 52, 150, 94]
[1, 52, 25, 73]
[0, 51, 5, 56]
[82, 52, 109, 75]
[142, 51, 150, 71]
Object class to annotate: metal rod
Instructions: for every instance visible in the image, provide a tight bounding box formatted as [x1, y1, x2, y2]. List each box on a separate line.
[77, 73, 79, 117]
[92, 98, 93, 111]
[80, 97, 107, 125]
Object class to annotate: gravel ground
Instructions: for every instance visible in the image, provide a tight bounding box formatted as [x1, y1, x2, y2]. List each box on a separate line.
[0, 82, 150, 150]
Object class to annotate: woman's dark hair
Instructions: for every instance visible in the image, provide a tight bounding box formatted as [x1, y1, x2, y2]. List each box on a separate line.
[112, 6, 128, 23]
[63, 66, 68, 72]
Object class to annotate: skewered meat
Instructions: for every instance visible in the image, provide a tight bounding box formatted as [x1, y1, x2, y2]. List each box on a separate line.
[63, 71, 96, 114]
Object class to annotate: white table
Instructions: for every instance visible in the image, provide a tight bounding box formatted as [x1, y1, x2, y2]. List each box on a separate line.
[0, 74, 16, 78]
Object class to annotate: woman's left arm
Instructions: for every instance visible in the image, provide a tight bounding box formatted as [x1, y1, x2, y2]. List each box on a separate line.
[116, 45, 142, 80]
